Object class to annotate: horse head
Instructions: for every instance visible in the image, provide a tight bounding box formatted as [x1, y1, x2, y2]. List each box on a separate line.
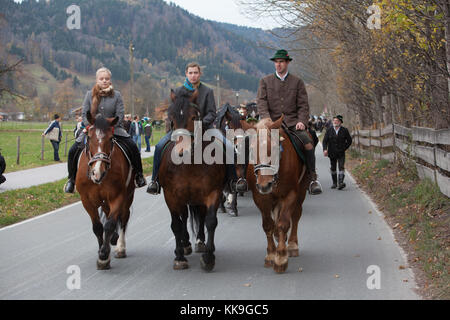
[247, 115, 285, 195]
[85, 111, 118, 184]
[168, 88, 200, 157]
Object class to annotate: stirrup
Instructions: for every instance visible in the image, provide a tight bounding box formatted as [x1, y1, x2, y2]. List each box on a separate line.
[309, 180, 323, 195]
[146, 180, 161, 195]
[235, 178, 248, 192]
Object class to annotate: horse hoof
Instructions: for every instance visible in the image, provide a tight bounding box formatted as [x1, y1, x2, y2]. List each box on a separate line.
[218, 207, 226, 214]
[173, 260, 189, 270]
[110, 232, 119, 246]
[97, 258, 111, 270]
[195, 242, 207, 253]
[288, 249, 299, 257]
[115, 250, 127, 259]
[264, 259, 274, 268]
[227, 210, 238, 217]
[184, 245, 192, 256]
[273, 262, 288, 273]
[273, 262, 288, 274]
[200, 255, 215, 272]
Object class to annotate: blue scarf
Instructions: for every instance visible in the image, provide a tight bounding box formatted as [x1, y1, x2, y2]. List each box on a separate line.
[184, 78, 197, 91]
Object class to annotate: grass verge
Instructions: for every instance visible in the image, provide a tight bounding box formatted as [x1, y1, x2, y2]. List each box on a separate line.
[0, 156, 153, 228]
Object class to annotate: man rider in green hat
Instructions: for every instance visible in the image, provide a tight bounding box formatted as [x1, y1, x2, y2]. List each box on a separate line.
[257, 49, 323, 195]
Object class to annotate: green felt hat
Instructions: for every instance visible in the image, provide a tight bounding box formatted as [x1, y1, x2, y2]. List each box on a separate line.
[270, 49, 293, 61]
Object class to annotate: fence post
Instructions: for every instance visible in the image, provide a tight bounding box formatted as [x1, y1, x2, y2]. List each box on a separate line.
[16, 136, 20, 165]
[392, 123, 396, 163]
[357, 128, 361, 155]
[64, 133, 68, 157]
[379, 127, 382, 159]
[41, 135, 45, 160]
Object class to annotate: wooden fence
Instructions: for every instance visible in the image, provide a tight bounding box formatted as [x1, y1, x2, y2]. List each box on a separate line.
[351, 124, 450, 198]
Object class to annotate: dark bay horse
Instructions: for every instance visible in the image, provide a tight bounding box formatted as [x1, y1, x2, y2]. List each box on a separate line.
[215, 103, 245, 216]
[159, 89, 227, 271]
[76, 112, 135, 270]
[241, 116, 308, 273]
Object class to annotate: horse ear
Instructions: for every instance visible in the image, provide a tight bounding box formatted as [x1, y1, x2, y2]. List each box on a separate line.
[189, 89, 199, 104]
[86, 110, 94, 125]
[170, 89, 176, 102]
[270, 115, 284, 129]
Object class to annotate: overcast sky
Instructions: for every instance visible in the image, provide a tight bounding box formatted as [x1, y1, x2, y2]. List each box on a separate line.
[13, 0, 279, 30]
[162, 0, 278, 30]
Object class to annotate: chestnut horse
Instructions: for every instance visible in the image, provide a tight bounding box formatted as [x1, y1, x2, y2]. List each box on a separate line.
[241, 115, 308, 273]
[159, 89, 227, 271]
[76, 112, 135, 270]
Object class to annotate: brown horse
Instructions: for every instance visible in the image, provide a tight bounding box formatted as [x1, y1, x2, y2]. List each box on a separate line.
[241, 115, 308, 273]
[159, 89, 227, 271]
[76, 112, 135, 270]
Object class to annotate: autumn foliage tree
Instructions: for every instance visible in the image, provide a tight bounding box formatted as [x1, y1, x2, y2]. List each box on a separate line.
[241, 0, 450, 129]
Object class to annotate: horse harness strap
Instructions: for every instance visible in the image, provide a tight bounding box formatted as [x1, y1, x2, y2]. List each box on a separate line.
[84, 137, 116, 177]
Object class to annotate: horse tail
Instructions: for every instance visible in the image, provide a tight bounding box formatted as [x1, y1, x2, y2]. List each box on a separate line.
[189, 205, 200, 239]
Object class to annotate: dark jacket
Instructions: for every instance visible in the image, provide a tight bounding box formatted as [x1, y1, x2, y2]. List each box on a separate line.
[174, 83, 216, 129]
[257, 73, 310, 128]
[44, 120, 62, 142]
[144, 123, 152, 137]
[82, 90, 128, 137]
[129, 121, 143, 137]
[322, 126, 352, 158]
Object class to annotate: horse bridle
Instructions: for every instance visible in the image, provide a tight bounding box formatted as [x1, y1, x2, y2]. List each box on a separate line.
[84, 131, 115, 177]
[171, 102, 202, 140]
[253, 131, 283, 184]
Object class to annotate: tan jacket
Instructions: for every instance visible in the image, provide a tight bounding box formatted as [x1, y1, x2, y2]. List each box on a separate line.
[257, 73, 310, 128]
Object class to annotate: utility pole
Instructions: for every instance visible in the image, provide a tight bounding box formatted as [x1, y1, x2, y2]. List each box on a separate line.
[216, 74, 220, 108]
[129, 40, 135, 116]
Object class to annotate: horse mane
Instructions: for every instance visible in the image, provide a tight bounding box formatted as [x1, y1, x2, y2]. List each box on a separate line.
[94, 114, 110, 131]
[216, 103, 241, 130]
[255, 118, 273, 130]
[168, 88, 193, 126]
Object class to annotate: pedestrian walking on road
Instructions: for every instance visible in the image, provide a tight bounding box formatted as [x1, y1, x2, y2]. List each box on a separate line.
[322, 115, 352, 190]
[129, 115, 143, 152]
[143, 117, 152, 152]
[43, 114, 62, 162]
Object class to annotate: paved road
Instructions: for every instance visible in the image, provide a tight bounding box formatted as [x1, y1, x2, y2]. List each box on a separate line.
[0, 147, 154, 193]
[0, 145, 419, 299]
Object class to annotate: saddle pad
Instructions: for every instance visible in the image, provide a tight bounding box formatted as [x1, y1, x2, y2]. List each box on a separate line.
[282, 125, 306, 164]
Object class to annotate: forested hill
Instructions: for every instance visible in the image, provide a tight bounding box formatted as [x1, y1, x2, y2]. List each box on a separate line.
[0, 0, 276, 92]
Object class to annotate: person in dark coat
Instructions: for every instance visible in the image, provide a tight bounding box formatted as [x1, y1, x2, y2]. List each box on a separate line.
[43, 114, 62, 162]
[146, 62, 248, 195]
[322, 115, 352, 189]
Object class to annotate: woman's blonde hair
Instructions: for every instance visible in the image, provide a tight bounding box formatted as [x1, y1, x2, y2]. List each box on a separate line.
[96, 67, 112, 78]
